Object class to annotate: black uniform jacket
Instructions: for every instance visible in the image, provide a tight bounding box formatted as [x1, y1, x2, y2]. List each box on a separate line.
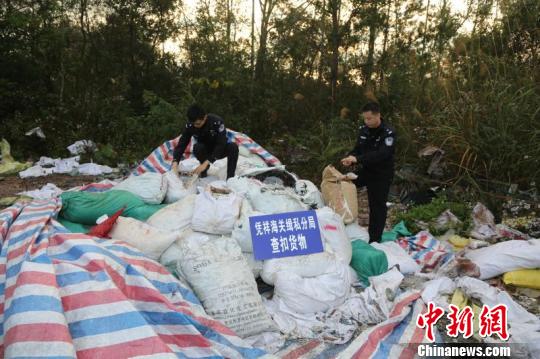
[173, 114, 227, 163]
[349, 121, 396, 178]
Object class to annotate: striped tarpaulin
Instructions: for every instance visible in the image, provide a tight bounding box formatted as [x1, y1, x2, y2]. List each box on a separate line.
[133, 130, 281, 176]
[0, 200, 267, 358]
[398, 231, 454, 272]
[336, 292, 439, 359]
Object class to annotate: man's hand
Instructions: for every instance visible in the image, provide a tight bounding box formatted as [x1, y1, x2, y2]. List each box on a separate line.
[341, 155, 357, 167]
[192, 161, 210, 176]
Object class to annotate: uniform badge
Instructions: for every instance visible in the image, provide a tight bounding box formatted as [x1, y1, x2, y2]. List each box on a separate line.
[218, 124, 225, 132]
[385, 137, 394, 146]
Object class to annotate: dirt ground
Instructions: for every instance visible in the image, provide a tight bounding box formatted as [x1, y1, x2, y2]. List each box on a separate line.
[0, 174, 101, 198]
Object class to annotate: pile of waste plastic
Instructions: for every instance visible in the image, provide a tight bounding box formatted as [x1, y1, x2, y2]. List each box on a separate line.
[1, 132, 539, 358]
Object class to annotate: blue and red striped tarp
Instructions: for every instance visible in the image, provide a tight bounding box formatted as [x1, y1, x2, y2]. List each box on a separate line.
[0, 200, 267, 358]
[133, 129, 281, 176]
[398, 231, 454, 272]
[335, 292, 439, 359]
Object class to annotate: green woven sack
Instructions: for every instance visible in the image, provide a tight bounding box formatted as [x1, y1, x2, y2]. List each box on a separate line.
[350, 240, 388, 286]
[60, 190, 164, 225]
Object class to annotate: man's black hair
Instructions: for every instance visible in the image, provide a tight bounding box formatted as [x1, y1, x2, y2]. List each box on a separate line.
[362, 102, 380, 114]
[187, 104, 206, 122]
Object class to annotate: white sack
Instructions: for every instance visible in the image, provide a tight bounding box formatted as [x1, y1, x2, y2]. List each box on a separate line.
[317, 207, 352, 264]
[295, 180, 325, 209]
[231, 199, 263, 253]
[248, 186, 307, 214]
[113, 172, 167, 204]
[207, 158, 228, 180]
[464, 239, 540, 279]
[178, 158, 200, 173]
[345, 223, 369, 242]
[147, 194, 197, 232]
[243, 251, 263, 278]
[261, 251, 338, 286]
[177, 235, 276, 338]
[272, 261, 353, 314]
[109, 217, 179, 260]
[371, 241, 421, 274]
[191, 189, 243, 234]
[164, 172, 195, 203]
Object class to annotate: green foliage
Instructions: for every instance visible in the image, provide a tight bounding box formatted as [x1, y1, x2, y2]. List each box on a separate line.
[93, 144, 118, 167]
[0, 0, 537, 199]
[395, 195, 472, 235]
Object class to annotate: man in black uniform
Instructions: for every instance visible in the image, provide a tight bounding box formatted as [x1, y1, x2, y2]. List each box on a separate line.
[171, 104, 239, 179]
[341, 102, 395, 243]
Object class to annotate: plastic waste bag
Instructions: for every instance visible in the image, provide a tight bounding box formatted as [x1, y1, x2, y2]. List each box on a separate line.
[470, 202, 497, 241]
[381, 221, 412, 242]
[0, 139, 32, 175]
[503, 269, 540, 290]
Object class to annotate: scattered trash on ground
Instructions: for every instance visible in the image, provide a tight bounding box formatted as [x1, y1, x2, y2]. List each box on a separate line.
[1, 131, 539, 357]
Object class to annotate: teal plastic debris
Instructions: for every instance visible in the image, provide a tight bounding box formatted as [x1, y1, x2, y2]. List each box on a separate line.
[382, 221, 412, 242]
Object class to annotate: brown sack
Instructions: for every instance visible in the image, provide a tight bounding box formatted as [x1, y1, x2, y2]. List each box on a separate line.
[321, 165, 358, 224]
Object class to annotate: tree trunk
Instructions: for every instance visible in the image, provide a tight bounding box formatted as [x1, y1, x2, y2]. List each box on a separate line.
[379, 0, 391, 86]
[329, 0, 340, 105]
[255, 0, 276, 82]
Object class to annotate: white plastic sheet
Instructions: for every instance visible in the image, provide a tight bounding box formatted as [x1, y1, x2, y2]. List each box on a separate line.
[77, 163, 113, 175]
[18, 183, 63, 200]
[67, 140, 96, 155]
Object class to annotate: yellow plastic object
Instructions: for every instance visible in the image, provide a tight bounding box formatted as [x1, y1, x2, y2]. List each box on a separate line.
[448, 235, 470, 250]
[450, 289, 483, 340]
[0, 139, 32, 175]
[503, 269, 540, 290]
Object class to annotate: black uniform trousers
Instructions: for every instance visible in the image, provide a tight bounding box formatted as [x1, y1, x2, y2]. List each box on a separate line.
[355, 173, 392, 243]
[193, 142, 239, 179]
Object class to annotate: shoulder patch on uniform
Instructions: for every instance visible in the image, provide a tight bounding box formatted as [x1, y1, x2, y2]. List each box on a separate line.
[218, 123, 225, 132]
[385, 136, 394, 146]
[186, 123, 192, 128]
